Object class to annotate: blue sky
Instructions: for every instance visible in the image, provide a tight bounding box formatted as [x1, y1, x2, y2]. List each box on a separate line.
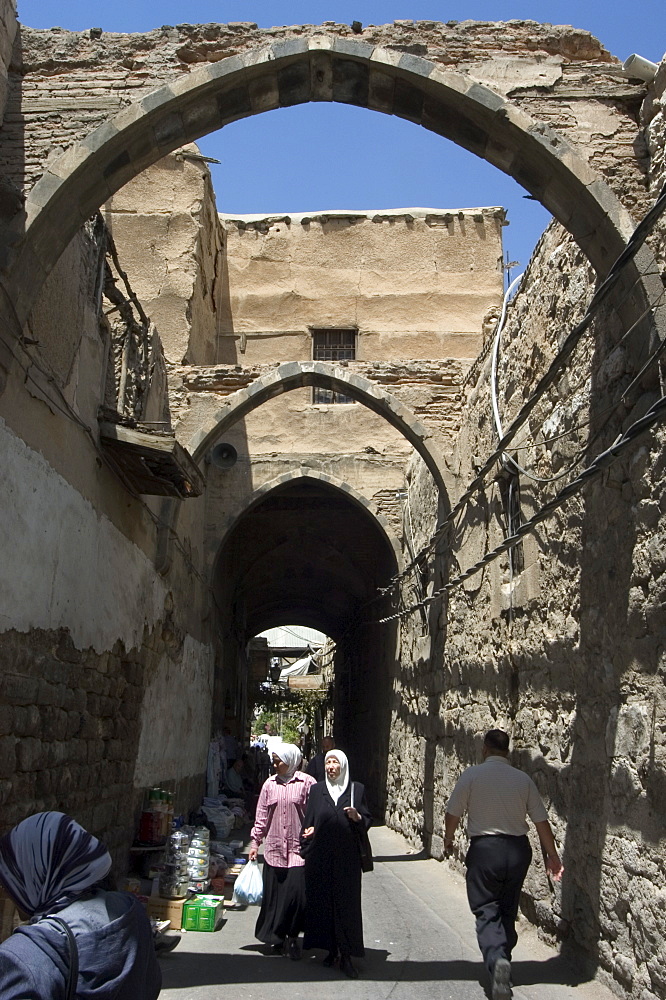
[20, 2, 666, 273]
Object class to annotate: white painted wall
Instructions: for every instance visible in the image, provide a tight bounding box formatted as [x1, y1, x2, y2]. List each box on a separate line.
[134, 635, 214, 785]
[0, 416, 168, 652]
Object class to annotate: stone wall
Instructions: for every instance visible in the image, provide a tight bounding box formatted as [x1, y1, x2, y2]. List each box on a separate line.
[0, 624, 209, 871]
[0, 0, 15, 125]
[170, 357, 467, 445]
[386, 59, 666, 999]
[0, 177, 215, 865]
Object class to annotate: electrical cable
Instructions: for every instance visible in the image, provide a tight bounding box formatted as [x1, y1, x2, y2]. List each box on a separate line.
[373, 180, 666, 598]
[369, 389, 666, 625]
[491, 284, 666, 484]
[508, 285, 665, 458]
[490, 271, 524, 466]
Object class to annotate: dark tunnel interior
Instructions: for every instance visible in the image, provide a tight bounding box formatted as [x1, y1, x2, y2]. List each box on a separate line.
[212, 477, 400, 810]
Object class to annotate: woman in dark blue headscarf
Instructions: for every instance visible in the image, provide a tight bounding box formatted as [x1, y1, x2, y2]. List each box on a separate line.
[0, 811, 161, 999]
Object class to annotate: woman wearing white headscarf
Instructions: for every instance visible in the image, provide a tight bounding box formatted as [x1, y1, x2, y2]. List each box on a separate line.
[300, 749, 372, 978]
[249, 742, 315, 959]
[0, 811, 161, 999]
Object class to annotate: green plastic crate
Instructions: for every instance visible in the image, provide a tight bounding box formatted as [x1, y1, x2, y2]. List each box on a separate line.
[181, 895, 225, 931]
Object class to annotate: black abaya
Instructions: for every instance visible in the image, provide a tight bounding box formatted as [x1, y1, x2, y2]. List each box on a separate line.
[301, 781, 372, 958]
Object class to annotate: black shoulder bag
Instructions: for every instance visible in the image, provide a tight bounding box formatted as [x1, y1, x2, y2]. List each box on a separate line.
[47, 916, 79, 1000]
[350, 782, 374, 873]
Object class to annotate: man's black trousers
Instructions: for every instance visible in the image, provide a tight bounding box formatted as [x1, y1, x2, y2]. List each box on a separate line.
[465, 833, 532, 976]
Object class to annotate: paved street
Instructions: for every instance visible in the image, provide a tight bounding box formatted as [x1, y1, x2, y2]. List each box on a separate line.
[160, 826, 616, 1000]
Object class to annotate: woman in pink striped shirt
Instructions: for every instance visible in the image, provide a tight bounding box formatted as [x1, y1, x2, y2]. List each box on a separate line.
[249, 743, 316, 960]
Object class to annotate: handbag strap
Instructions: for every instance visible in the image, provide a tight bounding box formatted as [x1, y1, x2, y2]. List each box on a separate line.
[46, 916, 79, 1000]
[350, 781, 354, 810]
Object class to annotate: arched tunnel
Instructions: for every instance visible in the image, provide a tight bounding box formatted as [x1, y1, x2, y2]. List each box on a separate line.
[212, 476, 400, 812]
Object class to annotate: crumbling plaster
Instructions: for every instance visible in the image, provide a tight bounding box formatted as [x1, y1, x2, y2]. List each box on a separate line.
[134, 635, 214, 790]
[104, 146, 223, 365]
[0, 416, 168, 653]
[219, 207, 504, 366]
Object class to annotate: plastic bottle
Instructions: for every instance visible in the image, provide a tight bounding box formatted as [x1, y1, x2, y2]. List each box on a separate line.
[138, 790, 155, 844]
[151, 787, 163, 844]
[159, 790, 168, 841]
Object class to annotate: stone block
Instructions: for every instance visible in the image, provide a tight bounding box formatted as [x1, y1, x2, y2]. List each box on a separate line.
[430, 833, 445, 859]
[81, 118, 120, 153]
[310, 51, 333, 102]
[248, 73, 280, 114]
[0, 780, 12, 806]
[367, 68, 395, 114]
[330, 38, 374, 62]
[270, 38, 310, 61]
[393, 78, 424, 124]
[140, 85, 176, 115]
[371, 47, 403, 71]
[0, 704, 13, 735]
[277, 60, 311, 107]
[152, 111, 186, 152]
[216, 84, 252, 124]
[3, 674, 39, 705]
[0, 736, 16, 778]
[15, 736, 42, 772]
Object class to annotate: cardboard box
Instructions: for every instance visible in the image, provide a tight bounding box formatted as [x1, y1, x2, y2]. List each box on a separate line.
[182, 895, 225, 932]
[145, 896, 186, 927]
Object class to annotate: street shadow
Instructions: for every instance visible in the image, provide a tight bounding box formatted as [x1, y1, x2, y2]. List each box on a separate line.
[160, 946, 581, 990]
[371, 849, 430, 863]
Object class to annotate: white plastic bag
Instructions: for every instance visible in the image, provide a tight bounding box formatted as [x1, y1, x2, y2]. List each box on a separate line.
[232, 860, 263, 905]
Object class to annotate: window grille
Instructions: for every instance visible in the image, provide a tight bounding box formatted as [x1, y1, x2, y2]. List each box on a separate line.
[312, 329, 356, 404]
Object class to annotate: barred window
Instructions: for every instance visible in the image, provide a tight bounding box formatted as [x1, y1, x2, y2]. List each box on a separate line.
[312, 329, 356, 404]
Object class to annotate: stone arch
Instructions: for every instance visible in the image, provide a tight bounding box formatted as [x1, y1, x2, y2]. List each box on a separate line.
[188, 360, 451, 498]
[213, 467, 403, 572]
[5, 36, 661, 330]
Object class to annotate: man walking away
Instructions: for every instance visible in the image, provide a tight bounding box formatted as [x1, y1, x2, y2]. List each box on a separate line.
[305, 735, 335, 782]
[444, 729, 563, 1000]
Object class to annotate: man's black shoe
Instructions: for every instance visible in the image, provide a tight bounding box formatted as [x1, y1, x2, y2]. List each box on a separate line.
[491, 957, 512, 1000]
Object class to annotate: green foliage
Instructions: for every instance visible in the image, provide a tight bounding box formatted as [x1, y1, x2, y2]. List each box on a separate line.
[281, 718, 301, 744]
[254, 709, 278, 735]
[252, 686, 330, 744]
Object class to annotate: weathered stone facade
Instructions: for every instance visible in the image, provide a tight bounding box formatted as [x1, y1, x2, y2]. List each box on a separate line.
[2, 17, 647, 211]
[387, 64, 666, 1000]
[1, 10, 665, 997]
[1, 15, 656, 335]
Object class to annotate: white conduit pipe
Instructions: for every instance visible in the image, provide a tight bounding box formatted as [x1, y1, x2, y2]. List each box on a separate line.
[490, 272, 524, 469]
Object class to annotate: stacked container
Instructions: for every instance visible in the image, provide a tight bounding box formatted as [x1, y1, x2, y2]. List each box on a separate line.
[159, 830, 189, 899]
[188, 827, 211, 893]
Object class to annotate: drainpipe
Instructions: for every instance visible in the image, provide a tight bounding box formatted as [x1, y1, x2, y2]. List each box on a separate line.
[622, 54, 659, 82]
